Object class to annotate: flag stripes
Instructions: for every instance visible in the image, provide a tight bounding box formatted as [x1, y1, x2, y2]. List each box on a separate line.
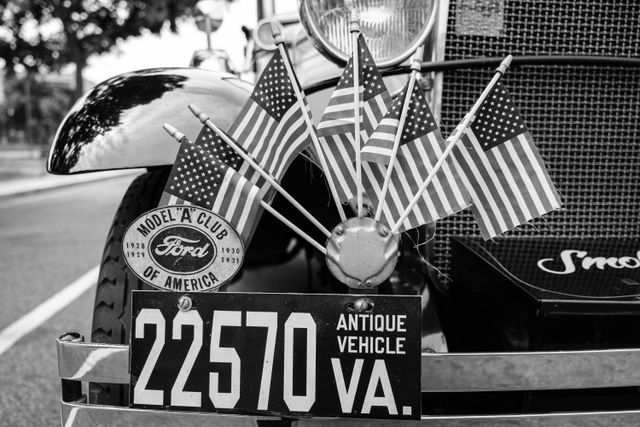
[361, 117, 399, 163]
[210, 169, 262, 234]
[454, 130, 561, 239]
[227, 48, 312, 188]
[450, 81, 561, 239]
[316, 34, 391, 204]
[364, 132, 469, 231]
[230, 98, 307, 181]
[158, 135, 264, 242]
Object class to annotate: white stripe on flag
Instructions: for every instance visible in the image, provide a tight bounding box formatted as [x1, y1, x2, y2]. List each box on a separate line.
[362, 163, 396, 225]
[361, 146, 393, 157]
[233, 102, 258, 141]
[518, 134, 561, 210]
[235, 180, 260, 233]
[490, 145, 534, 222]
[319, 135, 354, 200]
[504, 139, 546, 216]
[411, 142, 452, 215]
[451, 154, 496, 238]
[374, 96, 388, 121]
[224, 173, 244, 222]
[254, 105, 298, 168]
[330, 133, 358, 198]
[250, 115, 277, 162]
[317, 118, 357, 129]
[267, 111, 305, 175]
[212, 173, 232, 213]
[392, 162, 427, 227]
[244, 109, 268, 154]
[457, 140, 509, 233]
[323, 103, 357, 114]
[467, 131, 520, 228]
[428, 133, 469, 209]
[273, 124, 309, 179]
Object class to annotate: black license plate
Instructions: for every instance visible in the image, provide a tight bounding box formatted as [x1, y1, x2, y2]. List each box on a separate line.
[130, 291, 422, 420]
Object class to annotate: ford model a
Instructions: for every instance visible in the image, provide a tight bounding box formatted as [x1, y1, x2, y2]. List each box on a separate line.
[51, 0, 640, 425]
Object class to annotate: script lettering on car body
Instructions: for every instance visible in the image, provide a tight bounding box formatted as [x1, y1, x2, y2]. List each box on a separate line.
[537, 249, 640, 275]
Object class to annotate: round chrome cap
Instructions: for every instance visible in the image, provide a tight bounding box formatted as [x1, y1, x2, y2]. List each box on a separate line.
[326, 217, 400, 289]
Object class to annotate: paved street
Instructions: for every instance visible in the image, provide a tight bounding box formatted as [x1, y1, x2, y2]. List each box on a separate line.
[0, 172, 310, 426]
[0, 175, 139, 426]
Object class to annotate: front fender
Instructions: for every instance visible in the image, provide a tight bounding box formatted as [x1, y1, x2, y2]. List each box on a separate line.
[47, 68, 253, 174]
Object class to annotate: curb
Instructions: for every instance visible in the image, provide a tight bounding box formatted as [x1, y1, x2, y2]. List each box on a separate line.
[0, 169, 144, 200]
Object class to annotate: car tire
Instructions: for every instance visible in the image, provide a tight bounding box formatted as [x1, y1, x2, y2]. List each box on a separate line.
[89, 168, 169, 405]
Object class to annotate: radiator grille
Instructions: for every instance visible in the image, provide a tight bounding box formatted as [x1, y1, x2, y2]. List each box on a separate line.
[434, 0, 640, 279]
[446, 0, 640, 58]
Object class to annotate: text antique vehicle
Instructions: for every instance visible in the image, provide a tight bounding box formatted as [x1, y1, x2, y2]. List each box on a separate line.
[51, 0, 640, 425]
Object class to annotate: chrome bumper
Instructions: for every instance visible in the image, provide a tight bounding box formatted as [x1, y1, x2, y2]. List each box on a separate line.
[57, 332, 640, 426]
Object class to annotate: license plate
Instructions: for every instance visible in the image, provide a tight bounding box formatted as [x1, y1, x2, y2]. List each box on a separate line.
[130, 291, 422, 419]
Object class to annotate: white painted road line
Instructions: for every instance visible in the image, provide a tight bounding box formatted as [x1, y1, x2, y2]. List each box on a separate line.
[0, 169, 142, 199]
[0, 265, 99, 358]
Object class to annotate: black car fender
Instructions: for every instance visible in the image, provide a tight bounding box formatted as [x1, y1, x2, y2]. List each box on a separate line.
[47, 68, 253, 174]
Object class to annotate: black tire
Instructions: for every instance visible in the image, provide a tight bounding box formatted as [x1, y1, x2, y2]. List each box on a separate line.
[89, 168, 170, 405]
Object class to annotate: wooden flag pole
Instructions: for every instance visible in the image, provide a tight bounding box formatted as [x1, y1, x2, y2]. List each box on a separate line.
[374, 46, 424, 221]
[163, 124, 328, 254]
[259, 202, 327, 254]
[270, 22, 347, 222]
[390, 55, 513, 234]
[350, 10, 364, 217]
[187, 105, 332, 238]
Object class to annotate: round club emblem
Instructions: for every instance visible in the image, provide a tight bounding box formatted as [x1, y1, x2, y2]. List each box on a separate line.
[123, 206, 244, 292]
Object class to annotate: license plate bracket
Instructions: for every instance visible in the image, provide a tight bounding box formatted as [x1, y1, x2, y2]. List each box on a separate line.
[130, 291, 422, 420]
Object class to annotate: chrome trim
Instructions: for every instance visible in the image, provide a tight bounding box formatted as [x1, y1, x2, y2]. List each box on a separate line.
[57, 334, 129, 384]
[422, 348, 640, 392]
[57, 334, 640, 424]
[60, 400, 278, 426]
[431, 0, 450, 123]
[58, 333, 640, 392]
[299, 0, 439, 69]
[295, 411, 640, 426]
[59, 400, 640, 426]
[254, 13, 301, 51]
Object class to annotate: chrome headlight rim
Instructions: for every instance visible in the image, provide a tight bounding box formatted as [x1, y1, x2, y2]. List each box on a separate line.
[299, 0, 439, 69]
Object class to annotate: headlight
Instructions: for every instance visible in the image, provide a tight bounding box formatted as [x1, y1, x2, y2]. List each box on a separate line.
[300, 0, 438, 68]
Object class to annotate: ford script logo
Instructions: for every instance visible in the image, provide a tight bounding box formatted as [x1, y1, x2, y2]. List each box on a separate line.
[150, 226, 215, 274]
[122, 206, 244, 292]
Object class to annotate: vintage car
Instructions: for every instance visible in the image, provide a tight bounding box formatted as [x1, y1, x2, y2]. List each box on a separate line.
[51, 0, 640, 425]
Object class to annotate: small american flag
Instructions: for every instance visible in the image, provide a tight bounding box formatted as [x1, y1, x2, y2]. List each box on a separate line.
[316, 34, 391, 202]
[362, 82, 471, 231]
[228, 47, 311, 183]
[452, 82, 561, 239]
[159, 133, 263, 242]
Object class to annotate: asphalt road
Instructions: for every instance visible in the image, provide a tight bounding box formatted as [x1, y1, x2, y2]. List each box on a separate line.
[0, 173, 310, 427]
[0, 175, 139, 427]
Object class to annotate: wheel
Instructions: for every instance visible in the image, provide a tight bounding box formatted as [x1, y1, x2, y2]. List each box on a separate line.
[89, 168, 170, 405]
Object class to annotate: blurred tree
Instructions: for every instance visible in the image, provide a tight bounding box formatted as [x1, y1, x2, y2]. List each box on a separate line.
[0, 0, 199, 100]
[3, 73, 75, 145]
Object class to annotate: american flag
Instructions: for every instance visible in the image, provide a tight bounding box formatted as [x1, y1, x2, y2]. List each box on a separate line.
[316, 34, 391, 202]
[452, 82, 561, 240]
[227, 47, 311, 183]
[158, 130, 263, 242]
[362, 82, 471, 232]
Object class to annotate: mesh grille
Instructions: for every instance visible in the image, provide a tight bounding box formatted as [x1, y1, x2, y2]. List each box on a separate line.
[446, 0, 640, 58]
[435, 0, 640, 279]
